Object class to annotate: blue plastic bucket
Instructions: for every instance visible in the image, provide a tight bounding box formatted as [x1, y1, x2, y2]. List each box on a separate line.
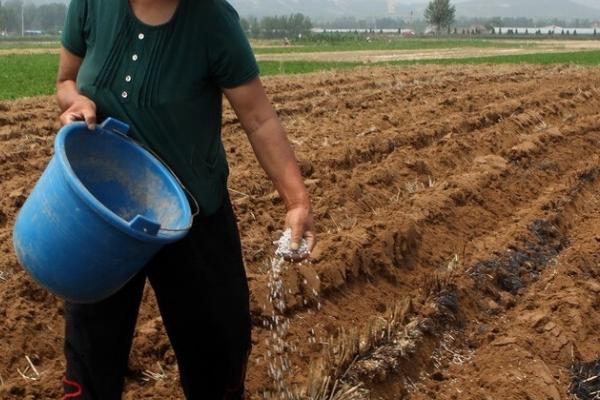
[13, 118, 193, 303]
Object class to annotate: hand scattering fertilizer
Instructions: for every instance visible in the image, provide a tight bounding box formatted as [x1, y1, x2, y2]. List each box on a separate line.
[12, 118, 193, 303]
[264, 229, 316, 398]
[274, 228, 310, 260]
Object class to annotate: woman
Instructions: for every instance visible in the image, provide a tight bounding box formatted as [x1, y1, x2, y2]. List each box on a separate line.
[56, 0, 315, 398]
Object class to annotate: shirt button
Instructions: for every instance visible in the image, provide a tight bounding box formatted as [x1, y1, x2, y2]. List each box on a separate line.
[121, 91, 128, 99]
[138, 33, 145, 40]
[132, 54, 139, 61]
[125, 75, 132, 82]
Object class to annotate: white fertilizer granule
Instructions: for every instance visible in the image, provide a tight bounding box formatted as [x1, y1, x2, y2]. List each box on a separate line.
[274, 228, 310, 260]
[263, 229, 312, 398]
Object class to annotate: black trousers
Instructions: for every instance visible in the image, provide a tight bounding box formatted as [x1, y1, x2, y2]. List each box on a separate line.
[63, 197, 251, 400]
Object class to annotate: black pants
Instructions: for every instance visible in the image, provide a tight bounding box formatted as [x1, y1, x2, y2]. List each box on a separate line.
[63, 197, 251, 400]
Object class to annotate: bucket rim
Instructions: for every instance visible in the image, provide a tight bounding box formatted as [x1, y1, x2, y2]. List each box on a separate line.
[54, 122, 192, 243]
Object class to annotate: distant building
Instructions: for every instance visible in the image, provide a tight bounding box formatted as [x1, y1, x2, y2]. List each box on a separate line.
[24, 30, 43, 36]
[494, 26, 596, 35]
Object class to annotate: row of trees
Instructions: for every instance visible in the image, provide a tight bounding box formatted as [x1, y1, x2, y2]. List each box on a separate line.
[238, 1, 456, 37]
[417, 0, 600, 35]
[241, 14, 313, 38]
[0, 0, 66, 34]
[493, 27, 598, 35]
[318, 16, 600, 33]
[482, 17, 600, 29]
[2, 0, 597, 38]
[433, 27, 599, 36]
[320, 17, 409, 30]
[237, 1, 455, 38]
[0, 2, 312, 38]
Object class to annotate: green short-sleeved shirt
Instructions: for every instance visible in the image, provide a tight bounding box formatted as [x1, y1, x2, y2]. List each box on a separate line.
[61, 0, 259, 216]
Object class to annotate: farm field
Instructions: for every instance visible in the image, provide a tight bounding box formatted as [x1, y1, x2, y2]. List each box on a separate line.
[1, 37, 600, 58]
[3, 37, 600, 100]
[2, 64, 600, 399]
[254, 38, 600, 62]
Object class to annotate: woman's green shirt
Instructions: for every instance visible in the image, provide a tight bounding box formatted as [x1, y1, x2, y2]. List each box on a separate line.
[62, 0, 259, 215]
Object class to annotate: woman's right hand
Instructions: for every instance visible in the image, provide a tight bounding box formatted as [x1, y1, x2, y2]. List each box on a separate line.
[59, 94, 97, 130]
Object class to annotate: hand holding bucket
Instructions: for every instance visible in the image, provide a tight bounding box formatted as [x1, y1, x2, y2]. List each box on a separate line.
[13, 118, 195, 303]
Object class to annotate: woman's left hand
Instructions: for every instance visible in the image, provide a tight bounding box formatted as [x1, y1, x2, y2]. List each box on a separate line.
[223, 77, 316, 260]
[285, 204, 316, 260]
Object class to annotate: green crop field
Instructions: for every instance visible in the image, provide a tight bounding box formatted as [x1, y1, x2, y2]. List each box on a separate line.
[0, 36, 60, 49]
[0, 54, 59, 99]
[392, 50, 600, 66]
[1, 50, 600, 101]
[258, 60, 361, 75]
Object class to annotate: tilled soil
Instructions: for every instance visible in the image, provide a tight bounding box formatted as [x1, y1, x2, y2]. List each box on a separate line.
[1, 64, 600, 399]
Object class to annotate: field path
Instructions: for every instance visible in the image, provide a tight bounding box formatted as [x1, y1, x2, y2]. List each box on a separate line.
[255, 40, 600, 62]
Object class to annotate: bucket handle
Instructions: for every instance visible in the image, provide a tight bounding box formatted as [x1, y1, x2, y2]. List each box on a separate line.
[98, 118, 200, 233]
